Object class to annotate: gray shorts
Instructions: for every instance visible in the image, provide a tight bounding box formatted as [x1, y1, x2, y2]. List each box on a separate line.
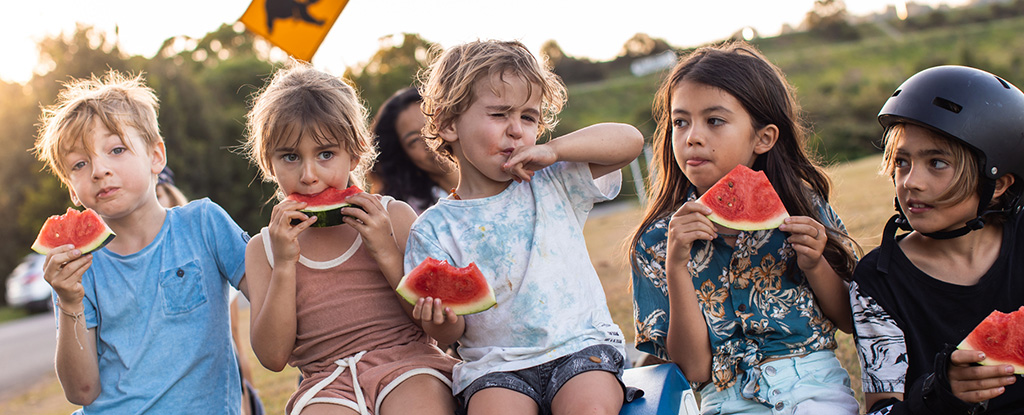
[457, 344, 637, 415]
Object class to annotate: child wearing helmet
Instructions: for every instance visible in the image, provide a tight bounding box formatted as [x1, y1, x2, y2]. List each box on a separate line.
[851, 65, 1024, 415]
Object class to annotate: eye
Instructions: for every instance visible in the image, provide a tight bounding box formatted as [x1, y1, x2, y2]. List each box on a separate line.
[931, 158, 950, 169]
[281, 153, 298, 162]
[672, 118, 689, 128]
[317, 151, 334, 161]
[521, 114, 537, 124]
[70, 160, 87, 171]
[708, 117, 725, 126]
[893, 157, 909, 168]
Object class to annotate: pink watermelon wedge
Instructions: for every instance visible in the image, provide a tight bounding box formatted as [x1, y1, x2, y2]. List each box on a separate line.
[285, 185, 363, 227]
[696, 164, 789, 231]
[957, 306, 1024, 374]
[396, 257, 497, 315]
[31, 208, 115, 255]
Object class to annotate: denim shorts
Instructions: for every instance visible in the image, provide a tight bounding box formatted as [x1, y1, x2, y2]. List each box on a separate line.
[698, 350, 859, 415]
[457, 344, 631, 415]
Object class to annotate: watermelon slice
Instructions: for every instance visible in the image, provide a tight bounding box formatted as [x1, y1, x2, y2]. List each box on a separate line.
[957, 306, 1024, 374]
[31, 208, 115, 255]
[696, 164, 789, 231]
[286, 185, 364, 227]
[396, 257, 497, 315]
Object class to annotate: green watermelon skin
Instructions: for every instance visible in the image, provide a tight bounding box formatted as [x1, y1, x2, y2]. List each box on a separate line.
[957, 307, 1024, 374]
[31, 208, 116, 255]
[286, 185, 364, 227]
[696, 164, 789, 231]
[396, 258, 497, 315]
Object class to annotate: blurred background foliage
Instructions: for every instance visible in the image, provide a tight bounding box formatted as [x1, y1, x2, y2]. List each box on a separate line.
[4, 0, 1024, 303]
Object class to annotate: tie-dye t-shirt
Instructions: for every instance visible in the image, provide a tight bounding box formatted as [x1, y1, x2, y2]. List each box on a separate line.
[405, 161, 627, 394]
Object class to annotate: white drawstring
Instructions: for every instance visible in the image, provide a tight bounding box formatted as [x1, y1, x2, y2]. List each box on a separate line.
[290, 351, 369, 415]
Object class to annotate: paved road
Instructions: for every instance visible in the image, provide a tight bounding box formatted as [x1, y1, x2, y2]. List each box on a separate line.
[0, 313, 57, 401]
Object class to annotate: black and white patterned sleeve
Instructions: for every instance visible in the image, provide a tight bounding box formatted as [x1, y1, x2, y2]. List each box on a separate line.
[850, 280, 909, 394]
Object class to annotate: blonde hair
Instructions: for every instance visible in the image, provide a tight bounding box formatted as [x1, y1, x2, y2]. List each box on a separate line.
[244, 62, 376, 190]
[35, 71, 162, 185]
[881, 123, 978, 207]
[418, 40, 567, 161]
[156, 182, 189, 208]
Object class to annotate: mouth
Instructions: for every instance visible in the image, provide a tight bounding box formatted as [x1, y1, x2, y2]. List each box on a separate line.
[904, 199, 933, 213]
[499, 148, 514, 157]
[686, 157, 710, 166]
[96, 187, 118, 199]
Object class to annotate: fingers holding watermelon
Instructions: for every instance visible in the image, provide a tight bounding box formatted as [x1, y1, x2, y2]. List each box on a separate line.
[949, 349, 1018, 403]
[780, 216, 827, 271]
[268, 199, 314, 265]
[42, 244, 91, 306]
[666, 202, 716, 263]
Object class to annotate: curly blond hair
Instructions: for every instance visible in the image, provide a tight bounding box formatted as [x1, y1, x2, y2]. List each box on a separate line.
[418, 40, 567, 161]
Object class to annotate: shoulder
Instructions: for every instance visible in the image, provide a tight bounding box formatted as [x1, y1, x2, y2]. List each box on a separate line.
[636, 216, 670, 246]
[853, 246, 884, 283]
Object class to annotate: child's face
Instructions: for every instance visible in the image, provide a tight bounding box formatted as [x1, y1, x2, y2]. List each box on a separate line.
[397, 104, 448, 176]
[440, 72, 542, 186]
[669, 80, 777, 195]
[892, 124, 979, 233]
[64, 119, 165, 219]
[270, 131, 359, 196]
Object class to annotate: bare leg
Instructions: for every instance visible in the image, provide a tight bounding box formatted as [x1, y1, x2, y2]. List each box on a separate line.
[550, 371, 623, 415]
[379, 374, 456, 415]
[467, 387, 539, 415]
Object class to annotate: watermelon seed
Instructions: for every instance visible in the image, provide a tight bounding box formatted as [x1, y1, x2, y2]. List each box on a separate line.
[728, 181, 734, 188]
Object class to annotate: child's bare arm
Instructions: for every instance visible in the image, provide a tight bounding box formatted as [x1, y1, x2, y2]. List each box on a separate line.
[44, 246, 101, 404]
[412, 297, 466, 346]
[779, 216, 853, 333]
[247, 201, 312, 371]
[504, 123, 644, 181]
[664, 202, 715, 383]
[342, 193, 418, 316]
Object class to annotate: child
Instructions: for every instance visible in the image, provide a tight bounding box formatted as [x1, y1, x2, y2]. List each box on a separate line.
[628, 42, 861, 414]
[370, 87, 458, 214]
[406, 39, 645, 415]
[33, 71, 249, 413]
[241, 62, 458, 415]
[851, 65, 1024, 415]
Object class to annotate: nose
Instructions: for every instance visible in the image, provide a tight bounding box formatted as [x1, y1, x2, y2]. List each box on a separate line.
[684, 123, 703, 146]
[300, 160, 318, 185]
[91, 157, 112, 180]
[899, 162, 924, 192]
[507, 119, 523, 140]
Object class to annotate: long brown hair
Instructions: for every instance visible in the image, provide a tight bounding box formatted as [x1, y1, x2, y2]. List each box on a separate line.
[628, 42, 858, 280]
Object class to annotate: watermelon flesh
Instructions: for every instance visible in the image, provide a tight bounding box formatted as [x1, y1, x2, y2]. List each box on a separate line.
[957, 306, 1024, 374]
[286, 185, 363, 227]
[31, 208, 115, 255]
[696, 164, 789, 231]
[396, 257, 497, 315]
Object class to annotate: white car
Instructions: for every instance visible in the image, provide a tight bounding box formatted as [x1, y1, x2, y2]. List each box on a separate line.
[5, 254, 52, 312]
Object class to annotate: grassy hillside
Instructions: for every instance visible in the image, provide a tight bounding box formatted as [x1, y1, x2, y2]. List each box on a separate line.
[0, 155, 894, 414]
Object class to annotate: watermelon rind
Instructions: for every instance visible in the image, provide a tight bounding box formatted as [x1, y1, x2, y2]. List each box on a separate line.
[30, 208, 116, 255]
[957, 337, 1024, 374]
[286, 185, 364, 227]
[696, 165, 790, 231]
[396, 259, 497, 316]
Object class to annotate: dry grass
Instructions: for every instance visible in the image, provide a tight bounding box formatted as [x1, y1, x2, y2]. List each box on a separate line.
[0, 155, 895, 414]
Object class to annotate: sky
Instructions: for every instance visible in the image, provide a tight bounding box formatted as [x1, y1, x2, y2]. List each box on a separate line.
[0, 0, 971, 84]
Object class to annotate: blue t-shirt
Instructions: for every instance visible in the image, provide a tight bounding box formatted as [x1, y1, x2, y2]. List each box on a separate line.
[64, 199, 248, 414]
[405, 162, 626, 394]
[632, 187, 848, 391]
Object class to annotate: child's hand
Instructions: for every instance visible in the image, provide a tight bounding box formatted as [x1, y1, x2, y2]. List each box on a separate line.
[43, 245, 91, 307]
[779, 216, 827, 272]
[412, 297, 465, 344]
[503, 144, 557, 183]
[268, 199, 315, 266]
[666, 202, 716, 264]
[339, 192, 399, 260]
[948, 349, 1017, 403]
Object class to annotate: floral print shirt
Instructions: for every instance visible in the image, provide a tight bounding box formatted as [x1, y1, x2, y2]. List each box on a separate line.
[631, 187, 848, 391]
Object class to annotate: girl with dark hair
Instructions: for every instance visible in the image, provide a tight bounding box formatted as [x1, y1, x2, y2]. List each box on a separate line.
[370, 87, 458, 213]
[629, 42, 860, 414]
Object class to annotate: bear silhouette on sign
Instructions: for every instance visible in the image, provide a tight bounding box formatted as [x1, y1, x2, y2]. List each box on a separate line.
[265, 0, 325, 34]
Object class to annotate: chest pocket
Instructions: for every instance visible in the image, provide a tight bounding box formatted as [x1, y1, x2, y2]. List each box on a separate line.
[159, 260, 208, 315]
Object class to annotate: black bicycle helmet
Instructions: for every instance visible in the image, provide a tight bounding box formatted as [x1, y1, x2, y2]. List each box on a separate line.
[878, 65, 1024, 238]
